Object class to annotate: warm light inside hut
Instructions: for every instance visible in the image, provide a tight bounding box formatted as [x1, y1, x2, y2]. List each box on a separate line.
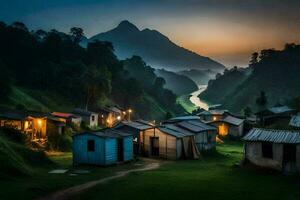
[37, 119, 43, 127]
[218, 123, 228, 136]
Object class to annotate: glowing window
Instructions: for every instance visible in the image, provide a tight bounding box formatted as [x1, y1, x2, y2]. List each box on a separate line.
[218, 124, 228, 136]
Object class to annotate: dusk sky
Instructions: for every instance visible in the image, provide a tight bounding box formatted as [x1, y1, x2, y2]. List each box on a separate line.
[1, 0, 300, 67]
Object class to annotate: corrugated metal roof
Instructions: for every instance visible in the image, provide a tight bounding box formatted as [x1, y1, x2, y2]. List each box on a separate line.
[177, 120, 216, 132]
[222, 115, 244, 126]
[121, 120, 154, 130]
[289, 115, 300, 127]
[169, 115, 200, 121]
[73, 108, 96, 116]
[158, 127, 187, 138]
[74, 129, 132, 138]
[209, 109, 228, 115]
[243, 128, 300, 144]
[163, 124, 195, 136]
[52, 112, 74, 118]
[268, 106, 293, 114]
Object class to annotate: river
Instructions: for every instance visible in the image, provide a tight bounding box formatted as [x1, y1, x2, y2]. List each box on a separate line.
[189, 85, 209, 110]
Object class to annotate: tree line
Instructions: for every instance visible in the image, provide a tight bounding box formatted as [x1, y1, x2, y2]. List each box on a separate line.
[0, 21, 179, 118]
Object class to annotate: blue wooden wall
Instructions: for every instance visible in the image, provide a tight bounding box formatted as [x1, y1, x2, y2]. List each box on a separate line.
[105, 138, 117, 165]
[73, 133, 133, 166]
[123, 136, 133, 161]
[73, 134, 105, 165]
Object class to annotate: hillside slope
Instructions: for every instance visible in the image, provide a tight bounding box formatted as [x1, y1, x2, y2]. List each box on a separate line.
[199, 44, 300, 112]
[178, 69, 217, 85]
[90, 20, 225, 72]
[155, 69, 198, 95]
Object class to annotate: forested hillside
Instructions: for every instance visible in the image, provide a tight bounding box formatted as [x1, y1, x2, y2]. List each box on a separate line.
[199, 44, 300, 113]
[0, 21, 185, 120]
[154, 69, 198, 95]
[178, 69, 217, 85]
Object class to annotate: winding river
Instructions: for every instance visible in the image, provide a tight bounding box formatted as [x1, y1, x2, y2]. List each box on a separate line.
[189, 85, 209, 110]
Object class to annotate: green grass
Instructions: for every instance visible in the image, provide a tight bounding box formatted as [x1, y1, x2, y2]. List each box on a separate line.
[74, 142, 300, 200]
[1, 140, 299, 200]
[0, 86, 75, 112]
[177, 94, 196, 113]
[0, 151, 144, 200]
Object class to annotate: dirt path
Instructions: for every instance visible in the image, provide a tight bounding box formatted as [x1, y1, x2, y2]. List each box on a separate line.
[38, 161, 161, 200]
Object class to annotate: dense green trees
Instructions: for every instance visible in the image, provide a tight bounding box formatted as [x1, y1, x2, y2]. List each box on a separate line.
[0, 21, 181, 119]
[200, 44, 300, 113]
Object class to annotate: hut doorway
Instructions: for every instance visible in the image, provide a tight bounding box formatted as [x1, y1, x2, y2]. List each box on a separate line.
[150, 137, 159, 156]
[283, 144, 296, 164]
[117, 138, 124, 162]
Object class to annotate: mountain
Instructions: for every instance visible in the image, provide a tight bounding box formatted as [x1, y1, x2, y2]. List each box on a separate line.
[199, 44, 300, 113]
[155, 69, 198, 95]
[89, 20, 225, 72]
[178, 69, 217, 85]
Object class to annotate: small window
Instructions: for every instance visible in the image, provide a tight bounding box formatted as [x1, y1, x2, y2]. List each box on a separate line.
[262, 142, 273, 159]
[91, 115, 95, 121]
[87, 140, 95, 152]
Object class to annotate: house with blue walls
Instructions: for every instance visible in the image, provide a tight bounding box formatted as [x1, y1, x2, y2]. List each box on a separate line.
[73, 129, 133, 166]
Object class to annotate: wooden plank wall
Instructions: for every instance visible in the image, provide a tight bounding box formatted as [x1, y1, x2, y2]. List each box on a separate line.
[143, 128, 178, 159]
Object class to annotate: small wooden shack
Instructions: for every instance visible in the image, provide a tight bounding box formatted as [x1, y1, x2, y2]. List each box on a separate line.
[73, 108, 98, 128]
[255, 105, 295, 126]
[209, 115, 245, 137]
[243, 128, 300, 172]
[114, 120, 155, 155]
[142, 125, 199, 159]
[197, 109, 228, 122]
[97, 106, 125, 128]
[73, 129, 133, 166]
[173, 120, 217, 151]
[0, 110, 48, 141]
[51, 112, 82, 129]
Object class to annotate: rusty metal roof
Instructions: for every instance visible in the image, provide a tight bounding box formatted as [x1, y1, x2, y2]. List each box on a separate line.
[243, 128, 300, 144]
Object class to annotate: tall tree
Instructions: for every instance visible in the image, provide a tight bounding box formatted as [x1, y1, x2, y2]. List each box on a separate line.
[70, 27, 84, 44]
[256, 91, 267, 107]
[249, 52, 259, 66]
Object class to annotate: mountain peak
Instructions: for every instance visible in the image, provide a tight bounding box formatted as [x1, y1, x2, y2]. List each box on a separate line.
[117, 20, 139, 32]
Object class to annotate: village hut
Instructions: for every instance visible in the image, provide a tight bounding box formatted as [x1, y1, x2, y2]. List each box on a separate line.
[289, 115, 300, 128]
[143, 124, 199, 159]
[51, 112, 82, 128]
[73, 108, 98, 128]
[97, 106, 125, 128]
[47, 116, 66, 135]
[243, 128, 300, 172]
[0, 110, 73, 142]
[172, 120, 217, 151]
[197, 109, 229, 122]
[209, 115, 245, 137]
[73, 129, 133, 166]
[0, 110, 48, 140]
[114, 120, 155, 155]
[255, 105, 295, 126]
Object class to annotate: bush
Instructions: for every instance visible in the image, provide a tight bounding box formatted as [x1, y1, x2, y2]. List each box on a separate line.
[47, 127, 73, 152]
[0, 127, 26, 144]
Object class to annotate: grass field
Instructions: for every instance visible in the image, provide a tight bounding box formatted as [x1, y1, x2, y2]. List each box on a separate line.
[74, 142, 300, 200]
[0, 151, 144, 200]
[0, 142, 299, 200]
[177, 94, 196, 113]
